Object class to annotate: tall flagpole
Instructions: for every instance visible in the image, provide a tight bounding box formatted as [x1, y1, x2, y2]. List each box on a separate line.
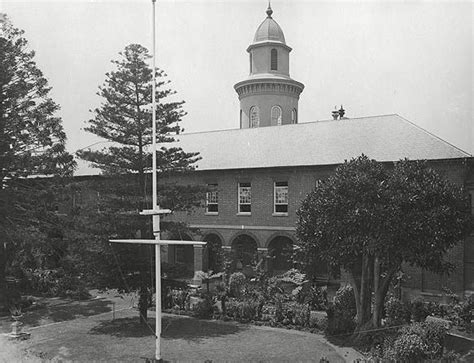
[110, 2, 204, 361]
[151, 0, 162, 361]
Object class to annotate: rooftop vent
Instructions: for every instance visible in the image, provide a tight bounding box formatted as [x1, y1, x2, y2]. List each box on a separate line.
[331, 105, 347, 120]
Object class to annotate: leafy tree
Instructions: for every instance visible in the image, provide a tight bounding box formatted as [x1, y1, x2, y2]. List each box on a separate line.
[77, 44, 201, 323]
[295, 155, 472, 334]
[0, 16, 75, 291]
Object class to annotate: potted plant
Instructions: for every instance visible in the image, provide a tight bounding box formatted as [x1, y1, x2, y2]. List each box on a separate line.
[9, 305, 23, 321]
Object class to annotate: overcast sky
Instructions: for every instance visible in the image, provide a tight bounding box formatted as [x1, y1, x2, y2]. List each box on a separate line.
[2, 0, 473, 175]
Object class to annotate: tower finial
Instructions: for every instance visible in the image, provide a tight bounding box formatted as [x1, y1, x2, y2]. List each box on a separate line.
[266, 2, 273, 18]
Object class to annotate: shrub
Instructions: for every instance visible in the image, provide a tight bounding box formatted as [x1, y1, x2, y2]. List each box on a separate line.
[295, 284, 327, 310]
[274, 294, 285, 322]
[449, 297, 473, 332]
[162, 262, 192, 279]
[325, 285, 356, 335]
[0, 288, 21, 313]
[411, 297, 429, 322]
[225, 298, 259, 322]
[229, 272, 246, 298]
[384, 321, 447, 361]
[25, 268, 90, 300]
[293, 303, 311, 327]
[193, 294, 215, 319]
[309, 314, 328, 331]
[170, 289, 188, 310]
[390, 333, 427, 361]
[425, 300, 449, 318]
[384, 296, 411, 326]
[334, 284, 356, 316]
[225, 298, 239, 319]
[238, 300, 258, 322]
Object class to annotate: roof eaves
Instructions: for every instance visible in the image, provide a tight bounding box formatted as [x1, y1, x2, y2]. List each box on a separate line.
[396, 114, 472, 157]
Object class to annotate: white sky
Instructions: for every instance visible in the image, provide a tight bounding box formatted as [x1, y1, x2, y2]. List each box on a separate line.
[2, 0, 473, 175]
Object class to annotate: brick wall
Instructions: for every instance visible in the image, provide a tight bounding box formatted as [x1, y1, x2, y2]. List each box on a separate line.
[161, 159, 474, 297]
[160, 165, 335, 248]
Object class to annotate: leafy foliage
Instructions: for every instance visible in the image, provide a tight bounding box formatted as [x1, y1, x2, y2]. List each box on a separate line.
[385, 321, 447, 360]
[0, 16, 75, 293]
[76, 44, 200, 175]
[295, 155, 472, 330]
[75, 44, 203, 323]
[384, 296, 411, 326]
[326, 285, 357, 335]
[0, 16, 75, 181]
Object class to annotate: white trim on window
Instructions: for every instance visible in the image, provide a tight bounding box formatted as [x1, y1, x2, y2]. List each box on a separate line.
[274, 181, 288, 215]
[206, 183, 218, 215]
[250, 106, 259, 128]
[271, 105, 282, 126]
[238, 182, 251, 214]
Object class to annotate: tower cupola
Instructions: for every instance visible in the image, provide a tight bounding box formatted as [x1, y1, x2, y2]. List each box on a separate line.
[234, 4, 304, 128]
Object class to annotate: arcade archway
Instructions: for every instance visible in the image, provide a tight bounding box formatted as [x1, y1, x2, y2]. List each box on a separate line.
[231, 234, 258, 269]
[267, 236, 293, 274]
[203, 233, 223, 272]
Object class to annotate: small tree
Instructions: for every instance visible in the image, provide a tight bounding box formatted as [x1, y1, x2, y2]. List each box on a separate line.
[295, 155, 472, 334]
[77, 44, 200, 323]
[0, 16, 75, 291]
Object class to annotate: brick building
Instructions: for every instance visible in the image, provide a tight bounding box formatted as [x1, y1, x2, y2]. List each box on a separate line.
[156, 5, 474, 299]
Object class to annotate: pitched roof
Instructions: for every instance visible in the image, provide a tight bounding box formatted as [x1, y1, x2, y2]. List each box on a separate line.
[173, 114, 471, 171]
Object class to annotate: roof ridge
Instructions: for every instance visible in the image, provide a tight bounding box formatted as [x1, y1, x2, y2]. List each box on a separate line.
[396, 114, 472, 157]
[178, 114, 401, 137]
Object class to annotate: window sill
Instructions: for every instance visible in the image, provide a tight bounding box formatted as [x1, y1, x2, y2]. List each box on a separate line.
[272, 213, 288, 217]
[237, 212, 251, 216]
[205, 212, 218, 216]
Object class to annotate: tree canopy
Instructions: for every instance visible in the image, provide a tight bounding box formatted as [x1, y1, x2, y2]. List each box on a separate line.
[76, 44, 202, 323]
[76, 43, 199, 178]
[0, 16, 75, 181]
[0, 16, 75, 292]
[295, 155, 472, 331]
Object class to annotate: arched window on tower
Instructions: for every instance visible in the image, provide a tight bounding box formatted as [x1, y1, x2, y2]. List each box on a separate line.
[249, 53, 253, 73]
[271, 105, 282, 126]
[271, 49, 277, 71]
[291, 108, 297, 124]
[240, 109, 243, 128]
[250, 106, 260, 128]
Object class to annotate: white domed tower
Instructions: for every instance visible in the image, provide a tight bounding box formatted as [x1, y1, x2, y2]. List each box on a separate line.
[234, 4, 304, 128]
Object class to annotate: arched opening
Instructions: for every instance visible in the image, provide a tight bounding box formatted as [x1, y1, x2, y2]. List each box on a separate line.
[231, 234, 258, 271]
[249, 106, 259, 128]
[203, 233, 223, 272]
[268, 236, 293, 275]
[271, 105, 282, 126]
[291, 108, 297, 124]
[168, 233, 194, 277]
[249, 53, 253, 73]
[271, 48, 278, 71]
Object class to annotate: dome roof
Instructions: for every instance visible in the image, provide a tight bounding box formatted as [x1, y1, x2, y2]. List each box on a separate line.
[253, 5, 286, 44]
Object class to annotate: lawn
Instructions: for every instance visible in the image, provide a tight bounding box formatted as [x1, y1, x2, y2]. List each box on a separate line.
[0, 291, 361, 362]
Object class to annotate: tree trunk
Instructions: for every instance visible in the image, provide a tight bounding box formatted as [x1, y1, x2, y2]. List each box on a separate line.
[348, 271, 361, 323]
[138, 285, 149, 324]
[372, 266, 398, 328]
[0, 242, 6, 291]
[356, 254, 373, 328]
[372, 256, 382, 327]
